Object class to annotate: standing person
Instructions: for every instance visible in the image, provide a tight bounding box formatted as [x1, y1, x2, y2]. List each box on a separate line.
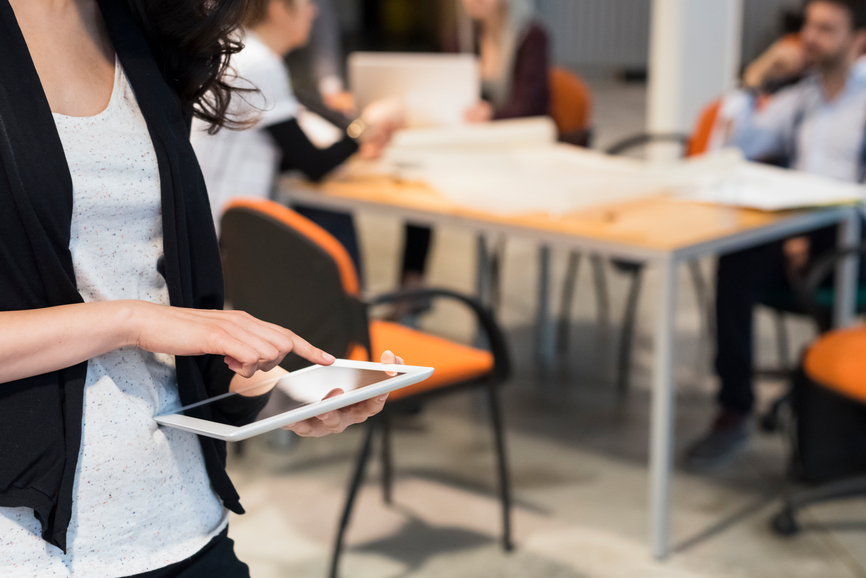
[687, 0, 866, 472]
[192, 0, 401, 274]
[396, 0, 551, 308]
[0, 1, 397, 576]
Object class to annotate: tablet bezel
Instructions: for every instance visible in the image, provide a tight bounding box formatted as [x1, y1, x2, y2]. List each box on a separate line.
[153, 359, 434, 441]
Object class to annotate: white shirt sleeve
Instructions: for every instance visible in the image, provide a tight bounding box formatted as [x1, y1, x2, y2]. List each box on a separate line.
[727, 84, 806, 162]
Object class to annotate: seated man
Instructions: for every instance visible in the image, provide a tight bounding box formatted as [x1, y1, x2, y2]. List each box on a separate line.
[687, 0, 866, 471]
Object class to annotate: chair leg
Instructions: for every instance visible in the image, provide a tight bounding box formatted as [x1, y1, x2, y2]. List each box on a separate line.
[330, 419, 379, 578]
[486, 383, 514, 551]
[381, 414, 393, 506]
[616, 266, 644, 397]
[489, 236, 507, 315]
[772, 475, 866, 536]
[590, 254, 610, 328]
[760, 391, 791, 433]
[687, 259, 715, 339]
[557, 251, 582, 357]
[773, 312, 791, 372]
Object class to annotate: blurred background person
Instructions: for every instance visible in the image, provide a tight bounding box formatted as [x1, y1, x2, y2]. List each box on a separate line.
[192, 0, 401, 274]
[456, 0, 550, 122]
[395, 0, 551, 318]
[687, 0, 866, 472]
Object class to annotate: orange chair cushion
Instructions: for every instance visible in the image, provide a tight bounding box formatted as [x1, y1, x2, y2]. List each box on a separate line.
[804, 326, 866, 405]
[549, 67, 591, 136]
[349, 320, 495, 401]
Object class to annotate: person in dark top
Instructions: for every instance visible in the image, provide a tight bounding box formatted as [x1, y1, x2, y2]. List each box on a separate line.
[396, 0, 550, 312]
[458, 0, 551, 121]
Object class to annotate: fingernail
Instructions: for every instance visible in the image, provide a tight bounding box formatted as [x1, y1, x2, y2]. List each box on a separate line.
[318, 413, 332, 421]
[377, 395, 389, 402]
[323, 352, 336, 363]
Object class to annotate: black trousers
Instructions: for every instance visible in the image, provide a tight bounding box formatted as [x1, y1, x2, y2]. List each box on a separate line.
[714, 225, 861, 414]
[402, 224, 432, 276]
[124, 527, 249, 578]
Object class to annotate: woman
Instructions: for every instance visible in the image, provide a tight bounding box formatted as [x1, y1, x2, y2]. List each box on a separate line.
[0, 1, 393, 576]
[397, 0, 550, 308]
[458, 0, 551, 121]
[193, 0, 400, 273]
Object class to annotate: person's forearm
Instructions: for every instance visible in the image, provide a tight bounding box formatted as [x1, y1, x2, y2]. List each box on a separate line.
[0, 301, 137, 384]
[266, 118, 359, 182]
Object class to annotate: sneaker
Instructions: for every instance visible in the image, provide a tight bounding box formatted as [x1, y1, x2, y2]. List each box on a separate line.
[685, 410, 751, 472]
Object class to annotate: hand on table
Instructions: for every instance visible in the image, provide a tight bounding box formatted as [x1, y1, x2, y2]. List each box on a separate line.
[357, 97, 405, 160]
[465, 101, 493, 123]
[284, 350, 404, 438]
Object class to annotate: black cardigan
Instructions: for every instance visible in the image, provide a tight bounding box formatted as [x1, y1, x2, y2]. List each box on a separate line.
[0, 0, 267, 552]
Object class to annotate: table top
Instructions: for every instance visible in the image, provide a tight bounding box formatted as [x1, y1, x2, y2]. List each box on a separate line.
[281, 170, 856, 261]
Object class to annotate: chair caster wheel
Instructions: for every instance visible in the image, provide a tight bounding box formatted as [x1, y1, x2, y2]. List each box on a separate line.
[772, 509, 800, 537]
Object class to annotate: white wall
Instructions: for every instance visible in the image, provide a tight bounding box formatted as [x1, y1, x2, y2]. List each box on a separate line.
[647, 0, 742, 137]
[537, 0, 796, 73]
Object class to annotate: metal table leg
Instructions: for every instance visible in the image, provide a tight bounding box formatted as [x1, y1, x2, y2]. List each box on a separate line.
[834, 208, 860, 328]
[535, 245, 555, 368]
[649, 256, 679, 560]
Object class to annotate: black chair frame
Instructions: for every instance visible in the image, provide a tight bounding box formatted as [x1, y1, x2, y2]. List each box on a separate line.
[329, 288, 513, 578]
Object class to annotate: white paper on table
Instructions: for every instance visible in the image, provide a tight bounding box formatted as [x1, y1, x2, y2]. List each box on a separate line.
[341, 140, 865, 215]
[670, 150, 866, 210]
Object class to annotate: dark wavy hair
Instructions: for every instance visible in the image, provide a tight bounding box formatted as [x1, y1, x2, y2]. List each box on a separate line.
[807, 0, 866, 30]
[123, 0, 251, 134]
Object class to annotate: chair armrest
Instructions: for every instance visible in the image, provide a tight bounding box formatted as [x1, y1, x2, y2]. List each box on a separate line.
[795, 241, 866, 331]
[367, 288, 512, 383]
[604, 133, 690, 156]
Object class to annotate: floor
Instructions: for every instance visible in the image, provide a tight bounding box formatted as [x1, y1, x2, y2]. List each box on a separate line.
[225, 77, 866, 578]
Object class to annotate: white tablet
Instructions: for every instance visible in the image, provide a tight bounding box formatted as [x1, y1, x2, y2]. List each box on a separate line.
[154, 360, 434, 442]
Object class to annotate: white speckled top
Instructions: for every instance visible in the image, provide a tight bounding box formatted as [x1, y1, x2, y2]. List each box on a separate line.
[0, 59, 228, 577]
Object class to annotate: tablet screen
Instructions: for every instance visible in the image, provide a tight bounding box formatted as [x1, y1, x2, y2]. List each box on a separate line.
[183, 366, 406, 425]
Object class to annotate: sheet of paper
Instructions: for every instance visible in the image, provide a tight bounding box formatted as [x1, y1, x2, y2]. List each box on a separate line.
[672, 155, 866, 210]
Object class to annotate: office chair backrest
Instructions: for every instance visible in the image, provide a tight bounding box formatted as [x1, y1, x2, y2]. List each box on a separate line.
[220, 198, 369, 371]
[549, 67, 591, 138]
[686, 99, 723, 157]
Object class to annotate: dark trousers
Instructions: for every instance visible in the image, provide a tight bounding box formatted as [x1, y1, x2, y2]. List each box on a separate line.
[124, 528, 249, 578]
[715, 225, 851, 414]
[293, 204, 363, 282]
[402, 224, 432, 276]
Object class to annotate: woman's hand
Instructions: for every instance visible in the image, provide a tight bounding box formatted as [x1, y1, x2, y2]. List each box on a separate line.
[133, 302, 334, 377]
[284, 350, 404, 438]
[465, 101, 493, 123]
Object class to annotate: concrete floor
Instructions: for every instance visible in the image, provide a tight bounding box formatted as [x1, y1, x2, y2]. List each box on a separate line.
[225, 77, 866, 577]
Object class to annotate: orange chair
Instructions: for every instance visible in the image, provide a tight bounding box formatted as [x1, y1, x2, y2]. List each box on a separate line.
[219, 198, 513, 578]
[549, 67, 593, 147]
[770, 326, 866, 535]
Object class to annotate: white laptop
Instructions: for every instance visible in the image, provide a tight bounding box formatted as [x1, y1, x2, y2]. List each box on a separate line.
[349, 52, 480, 128]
